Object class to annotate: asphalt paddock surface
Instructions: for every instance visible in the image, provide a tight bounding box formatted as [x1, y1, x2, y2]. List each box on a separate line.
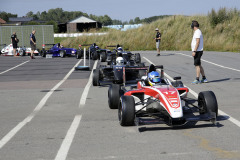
[0, 51, 240, 160]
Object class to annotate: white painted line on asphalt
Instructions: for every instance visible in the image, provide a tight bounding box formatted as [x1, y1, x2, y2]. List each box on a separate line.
[0, 60, 29, 75]
[0, 59, 82, 149]
[176, 52, 240, 72]
[79, 60, 98, 106]
[55, 115, 82, 160]
[143, 56, 240, 128]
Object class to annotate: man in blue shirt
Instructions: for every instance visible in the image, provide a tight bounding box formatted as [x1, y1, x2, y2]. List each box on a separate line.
[30, 30, 36, 59]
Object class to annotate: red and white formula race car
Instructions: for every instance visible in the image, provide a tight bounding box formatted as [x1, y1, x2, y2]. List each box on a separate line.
[0, 44, 39, 56]
[108, 64, 218, 127]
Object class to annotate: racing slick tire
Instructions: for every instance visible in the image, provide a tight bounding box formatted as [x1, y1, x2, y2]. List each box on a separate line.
[93, 69, 100, 86]
[92, 51, 98, 60]
[19, 50, 25, 56]
[135, 53, 141, 63]
[198, 91, 218, 117]
[100, 52, 107, 62]
[60, 50, 66, 58]
[108, 84, 122, 109]
[76, 50, 82, 59]
[119, 95, 135, 126]
[40, 49, 46, 57]
[171, 81, 184, 87]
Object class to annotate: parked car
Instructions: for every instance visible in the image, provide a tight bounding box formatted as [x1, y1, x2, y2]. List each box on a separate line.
[0, 44, 38, 56]
[40, 43, 77, 58]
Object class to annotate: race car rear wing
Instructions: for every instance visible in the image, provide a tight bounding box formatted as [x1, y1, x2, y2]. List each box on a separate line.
[122, 66, 148, 86]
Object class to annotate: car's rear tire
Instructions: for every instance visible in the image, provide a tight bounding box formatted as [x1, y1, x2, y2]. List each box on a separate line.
[93, 69, 100, 86]
[108, 84, 122, 109]
[198, 91, 218, 117]
[60, 50, 66, 58]
[40, 49, 46, 57]
[19, 50, 25, 56]
[76, 50, 82, 59]
[119, 96, 135, 126]
[135, 53, 141, 63]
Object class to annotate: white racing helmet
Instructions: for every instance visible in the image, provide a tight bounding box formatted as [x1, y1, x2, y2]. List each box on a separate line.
[117, 47, 123, 52]
[116, 57, 124, 65]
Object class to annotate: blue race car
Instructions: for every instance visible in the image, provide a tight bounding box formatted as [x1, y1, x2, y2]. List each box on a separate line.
[40, 43, 78, 58]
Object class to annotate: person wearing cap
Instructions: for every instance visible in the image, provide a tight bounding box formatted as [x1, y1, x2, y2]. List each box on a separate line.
[191, 20, 208, 84]
[154, 28, 161, 56]
[11, 32, 18, 57]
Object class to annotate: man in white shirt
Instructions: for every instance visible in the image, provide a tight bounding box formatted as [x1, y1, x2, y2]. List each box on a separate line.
[191, 20, 208, 84]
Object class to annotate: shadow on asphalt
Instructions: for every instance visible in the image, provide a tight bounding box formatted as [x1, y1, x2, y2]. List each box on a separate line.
[138, 121, 224, 133]
[208, 78, 230, 83]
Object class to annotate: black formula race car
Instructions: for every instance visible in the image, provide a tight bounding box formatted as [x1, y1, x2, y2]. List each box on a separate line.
[76, 43, 110, 61]
[105, 45, 141, 65]
[108, 64, 218, 127]
[92, 58, 146, 86]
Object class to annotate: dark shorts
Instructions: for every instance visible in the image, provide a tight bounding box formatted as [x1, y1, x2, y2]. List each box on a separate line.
[194, 51, 203, 66]
[30, 43, 36, 50]
[12, 43, 17, 49]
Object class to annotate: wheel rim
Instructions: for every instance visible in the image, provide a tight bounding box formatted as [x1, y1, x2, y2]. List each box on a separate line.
[199, 97, 206, 114]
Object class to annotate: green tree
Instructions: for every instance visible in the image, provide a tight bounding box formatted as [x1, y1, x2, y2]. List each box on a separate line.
[45, 20, 58, 33]
[24, 21, 40, 25]
[26, 11, 34, 18]
[0, 11, 17, 22]
[134, 17, 141, 24]
[102, 15, 112, 25]
[129, 19, 134, 24]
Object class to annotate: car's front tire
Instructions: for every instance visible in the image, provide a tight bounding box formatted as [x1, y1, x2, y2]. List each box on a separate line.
[92, 51, 98, 60]
[171, 81, 184, 87]
[93, 69, 100, 86]
[198, 91, 218, 117]
[100, 52, 107, 62]
[119, 95, 135, 126]
[60, 50, 66, 58]
[108, 84, 122, 109]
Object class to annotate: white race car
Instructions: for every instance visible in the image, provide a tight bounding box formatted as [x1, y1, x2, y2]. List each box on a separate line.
[0, 44, 39, 56]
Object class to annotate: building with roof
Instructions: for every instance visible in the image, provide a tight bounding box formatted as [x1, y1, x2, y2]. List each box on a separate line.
[64, 16, 102, 33]
[0, 18, 6, 25]
[8, 17, 34, 25]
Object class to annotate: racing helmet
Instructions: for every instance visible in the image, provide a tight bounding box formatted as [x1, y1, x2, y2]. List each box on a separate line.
[117, 47, 123, 52]
[95, 46, 99, 49]
[116, 57, 124, 65]
[148, 71, 161, 86]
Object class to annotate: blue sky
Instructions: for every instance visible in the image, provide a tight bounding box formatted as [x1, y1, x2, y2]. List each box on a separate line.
[1, 0, 240, 21]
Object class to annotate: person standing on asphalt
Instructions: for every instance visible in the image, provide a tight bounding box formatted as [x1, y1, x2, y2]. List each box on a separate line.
[30, 29, 36, 59]
[154, 28, 161, 56]
[191, 20, 208, 84]
[11, 32, 18, 57]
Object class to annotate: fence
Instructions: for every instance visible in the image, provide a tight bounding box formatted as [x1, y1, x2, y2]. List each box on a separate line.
[54, 32, 107, 37]
[0, 25, 54, 49]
